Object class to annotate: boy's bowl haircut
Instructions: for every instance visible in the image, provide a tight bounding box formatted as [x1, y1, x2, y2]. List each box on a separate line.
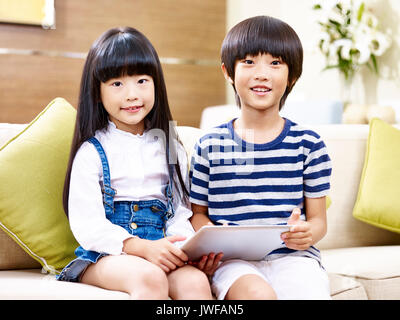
[221, 15, 303, 110]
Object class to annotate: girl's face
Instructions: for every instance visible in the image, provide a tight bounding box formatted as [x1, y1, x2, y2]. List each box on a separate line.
[100, 74, 155, 135]
[226, 53, 289, 114]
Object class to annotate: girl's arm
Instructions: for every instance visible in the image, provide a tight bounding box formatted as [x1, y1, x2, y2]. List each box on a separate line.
[281, 197, 327, 250]
[69, 143, 134, 255]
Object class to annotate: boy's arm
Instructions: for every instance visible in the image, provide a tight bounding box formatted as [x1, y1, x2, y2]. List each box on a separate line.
[304, 196, 327, 245]
[282, 197, 327, 250]
[190, 203, 213, 231]
[189, 203, 224, 274]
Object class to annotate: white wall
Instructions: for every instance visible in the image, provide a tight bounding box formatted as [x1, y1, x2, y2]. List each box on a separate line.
[226, 0, 400, 112]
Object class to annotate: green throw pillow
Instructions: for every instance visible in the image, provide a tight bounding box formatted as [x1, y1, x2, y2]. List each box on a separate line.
[0, 98, 79, 273]
[353, 118, 400, 233]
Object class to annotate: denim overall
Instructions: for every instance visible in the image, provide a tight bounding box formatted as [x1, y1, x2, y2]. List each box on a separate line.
[57, 137, 175, 282]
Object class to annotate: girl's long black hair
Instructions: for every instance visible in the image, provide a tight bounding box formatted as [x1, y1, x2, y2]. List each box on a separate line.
[63, 26, 188, 216]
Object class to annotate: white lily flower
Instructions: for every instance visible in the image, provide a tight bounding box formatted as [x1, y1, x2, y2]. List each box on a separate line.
[363, 12, 378, 29]
[354, 42, 371, 64]
[328, 11, 346, 25]
[318, 31, 331, 54]
[312, 0, 391, 78]
[370, 32, 391, 56]
[318, 0, 341, 11]
[334, 39, 353, 60]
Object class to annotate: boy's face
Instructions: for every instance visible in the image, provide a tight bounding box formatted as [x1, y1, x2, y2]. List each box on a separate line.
[224, 53, 289, 113]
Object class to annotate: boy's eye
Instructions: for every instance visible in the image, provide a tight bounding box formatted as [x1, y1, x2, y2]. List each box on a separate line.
[243, 59, 254, 64]
[271, 60, 282, 66]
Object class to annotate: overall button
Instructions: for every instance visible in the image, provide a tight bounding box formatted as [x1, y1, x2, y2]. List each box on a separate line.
[151, 206, 161, 212]
[133, 204, 139, 212]
[130, 222, 137, 229]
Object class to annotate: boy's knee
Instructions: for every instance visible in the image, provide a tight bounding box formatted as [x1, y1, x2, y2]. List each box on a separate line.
[226, 274, 277, 300]
[245, 284, 277, 300]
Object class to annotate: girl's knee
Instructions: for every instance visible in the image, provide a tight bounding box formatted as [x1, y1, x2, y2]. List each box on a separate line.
[169, 266, 212, 299]
[187, 269, 211, 292]
[128, 263, 169, 299]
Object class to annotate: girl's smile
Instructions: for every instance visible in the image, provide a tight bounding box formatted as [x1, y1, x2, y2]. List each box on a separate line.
[121, 105, 144, 113]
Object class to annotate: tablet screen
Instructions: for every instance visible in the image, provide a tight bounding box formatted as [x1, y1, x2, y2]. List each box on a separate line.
[181, 225, 291, 261]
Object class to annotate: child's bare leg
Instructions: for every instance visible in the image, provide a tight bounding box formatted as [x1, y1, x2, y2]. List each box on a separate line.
[168, 264, 212, 299]
[81, 254, 169, 299]
[225, 274, 277, 300]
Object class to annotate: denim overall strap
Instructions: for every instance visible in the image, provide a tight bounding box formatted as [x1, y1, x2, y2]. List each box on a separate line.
[165, 139, 175, 220]
[165, 164, 175, 220]
[88, 137, 116, 214]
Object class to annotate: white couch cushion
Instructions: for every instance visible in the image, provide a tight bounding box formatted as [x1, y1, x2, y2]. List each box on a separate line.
[0, 269, 129, 300]
[0, 123, 27, 147]
[322, 245, 400, 280]
[322, 245, 400, 300]
[328, 273, 368, 300]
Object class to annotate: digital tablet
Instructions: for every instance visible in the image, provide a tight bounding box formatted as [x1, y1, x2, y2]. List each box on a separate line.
[181, 225, 291, 261]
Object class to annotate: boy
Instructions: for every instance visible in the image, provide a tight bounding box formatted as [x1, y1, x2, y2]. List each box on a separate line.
[189, 16, 332, 300]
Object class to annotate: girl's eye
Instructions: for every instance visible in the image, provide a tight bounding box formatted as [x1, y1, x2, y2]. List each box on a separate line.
[271, 60, 282, 66]
[112, 81, 123, 87]
[138, 78, 148, 84]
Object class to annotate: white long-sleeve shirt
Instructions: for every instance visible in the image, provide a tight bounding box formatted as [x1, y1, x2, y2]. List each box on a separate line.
[68, 121, 194, 255]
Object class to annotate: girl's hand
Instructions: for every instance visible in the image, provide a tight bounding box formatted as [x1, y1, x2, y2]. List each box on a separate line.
[125, 235, 188, 273]
[188, 252, 223, 276]
[145, 235, 189, 273]
[281, 208, 313, 250]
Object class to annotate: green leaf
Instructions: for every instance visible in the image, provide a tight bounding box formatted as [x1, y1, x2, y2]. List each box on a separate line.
[371, 54, 379, 74]
[328, 19, 341, 28]
[357, 2, 365, 22]
[323, 65, 340, 70]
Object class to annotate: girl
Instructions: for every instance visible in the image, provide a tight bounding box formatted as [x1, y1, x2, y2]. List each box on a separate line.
[57, 27, 212, 300]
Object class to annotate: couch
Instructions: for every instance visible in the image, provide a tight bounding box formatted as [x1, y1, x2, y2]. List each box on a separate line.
[0, 122, 399, 300]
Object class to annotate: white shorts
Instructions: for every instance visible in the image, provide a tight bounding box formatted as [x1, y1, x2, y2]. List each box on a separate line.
[211, 256, 331, 300]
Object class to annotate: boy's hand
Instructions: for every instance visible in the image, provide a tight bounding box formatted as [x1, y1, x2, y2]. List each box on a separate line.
[188, 222, 223, 276]
[188, 252, 224, 276]
[281, 208, 312, 250]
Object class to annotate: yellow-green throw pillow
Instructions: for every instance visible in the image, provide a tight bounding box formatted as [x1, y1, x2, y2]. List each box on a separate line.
[0, 98, 79, 273]
[326, 196, 332, 209]
[353, 118, 400, 233]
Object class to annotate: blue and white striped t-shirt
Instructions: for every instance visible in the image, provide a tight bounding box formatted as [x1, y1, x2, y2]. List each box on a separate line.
[189, 118, 332, 263]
